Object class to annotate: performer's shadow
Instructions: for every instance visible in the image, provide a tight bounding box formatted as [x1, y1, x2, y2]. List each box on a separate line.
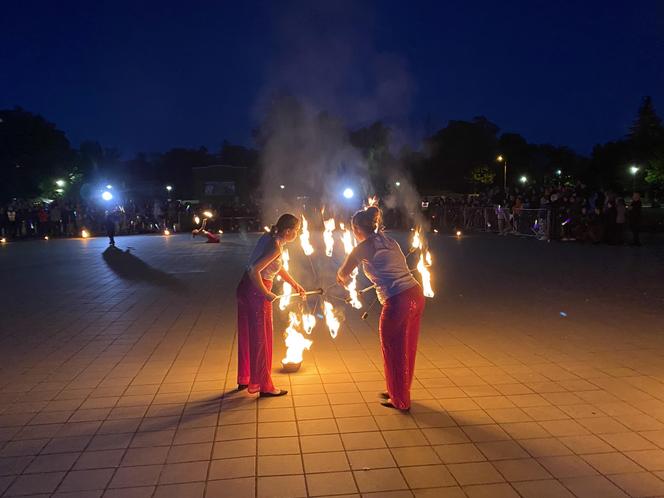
[102, 246, 185, 291]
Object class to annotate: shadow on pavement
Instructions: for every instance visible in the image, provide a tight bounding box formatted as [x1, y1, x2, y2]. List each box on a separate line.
[102, 246, 186, 291]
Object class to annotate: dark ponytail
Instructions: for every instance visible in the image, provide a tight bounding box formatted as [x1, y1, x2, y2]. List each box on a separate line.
[351, 206, 382, 235]
[270, 213, 300, 237]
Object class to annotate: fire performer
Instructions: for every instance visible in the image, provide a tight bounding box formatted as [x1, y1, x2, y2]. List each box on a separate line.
[236, 213, 306, 397]
[337, 206, 424, 410]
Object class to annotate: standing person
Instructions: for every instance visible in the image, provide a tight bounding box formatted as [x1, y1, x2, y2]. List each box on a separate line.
[337, 206, 425, 411]
[236, 214, 306, 397]
[615, 198, 626, 244]
[629, 192, 642, 246]
[105, 209, 116, 246]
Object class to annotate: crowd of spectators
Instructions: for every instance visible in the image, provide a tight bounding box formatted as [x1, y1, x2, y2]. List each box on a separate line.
[423, 183, 646, 245]
[0, 198, 262, 241]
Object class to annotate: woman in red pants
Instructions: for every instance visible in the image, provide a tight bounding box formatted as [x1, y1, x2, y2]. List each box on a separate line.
[237, 214, 305, 397]
[337, 206, 424, 410]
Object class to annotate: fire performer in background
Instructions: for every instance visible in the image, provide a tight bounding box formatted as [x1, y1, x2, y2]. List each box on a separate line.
[237, 213, 306, 397]
[337, 206, 425, 410]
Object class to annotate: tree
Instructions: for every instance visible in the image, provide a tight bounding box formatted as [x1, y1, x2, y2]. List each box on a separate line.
[469, 166, 496, 190]
[0, 107, 75, 200]
[629, 96, 664, 151]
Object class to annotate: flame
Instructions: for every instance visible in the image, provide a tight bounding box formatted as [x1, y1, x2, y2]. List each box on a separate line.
[323, 218, 335, 257]
[323, 301, 340, 339]
[411, 227, 423, 250]
[302, 313, 316, 335]
[299, 214, 314, 255]
[203, 210, 213, 218]
[340, 225, 362, 309]
[0, 238, 6, 243]
[163, 229, 171, 236]
[279, 249, 292, 310]
[418, 251, 434, 298]
[367, 195, 379, 207]
[194, 215, 200, 225]
[81, 229, 89, 238]
[282, 312, 313, 365]
[264, 226, 270, 232]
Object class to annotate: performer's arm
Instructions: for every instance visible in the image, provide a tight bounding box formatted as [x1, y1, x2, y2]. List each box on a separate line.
[277, 268, 306, 298]
[248, 248, 280, 301]
[336, 249, 359, 286]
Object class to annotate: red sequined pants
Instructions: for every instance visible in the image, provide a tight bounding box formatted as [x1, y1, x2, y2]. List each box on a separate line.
[237, 274, 275, 393]
[379, 285, 425, 409]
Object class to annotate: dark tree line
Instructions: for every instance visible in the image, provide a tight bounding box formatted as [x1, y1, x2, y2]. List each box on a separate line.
[1, 96, 663, 202]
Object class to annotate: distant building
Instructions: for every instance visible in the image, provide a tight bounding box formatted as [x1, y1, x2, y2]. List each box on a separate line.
[192, 165, 249, 205]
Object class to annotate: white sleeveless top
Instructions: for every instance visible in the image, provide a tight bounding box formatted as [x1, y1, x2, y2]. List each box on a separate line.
[246, 233, 282, 281]
[354, 232, 418, 304]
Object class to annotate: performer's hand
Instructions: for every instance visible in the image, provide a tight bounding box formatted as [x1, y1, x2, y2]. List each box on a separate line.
[336, 273, 349, 287]
[266, 292, 278, 302]
[294, 283, 306, 299]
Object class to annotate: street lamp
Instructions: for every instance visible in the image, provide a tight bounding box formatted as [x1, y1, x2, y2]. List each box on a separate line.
[519, 175, 528, 184]
[343, 188, 354, 199]
[55, 179, 66, 187]
[280, 184, 285, 190]
[555, 169, 562, 177]
[166, 185, 173, 192]
[395, 181, 401, 187]
[630, 165, 640, 191]
[496, 155, 507, 191]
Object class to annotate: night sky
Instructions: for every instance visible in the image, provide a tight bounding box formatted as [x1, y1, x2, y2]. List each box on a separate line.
[2, 0, 663, 155]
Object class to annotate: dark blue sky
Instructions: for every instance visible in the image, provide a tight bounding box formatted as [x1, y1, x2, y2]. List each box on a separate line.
[1, 1, 663, 155]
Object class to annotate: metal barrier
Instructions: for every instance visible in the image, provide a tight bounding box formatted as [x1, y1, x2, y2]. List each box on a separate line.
[433, 206, 551, 240]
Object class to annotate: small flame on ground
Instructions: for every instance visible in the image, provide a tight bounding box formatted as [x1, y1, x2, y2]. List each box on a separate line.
[163, 229, 171, 236]
[282, 312, 313, 365]
[456, 230, 462, 237]
[81, 230, 89, 238]
[44, 236, 49, 240]
[299, 215, 314, 255]
[323, 301, 340, 339]
[323, 218, 335, 257]
[0, 238, 6, 243]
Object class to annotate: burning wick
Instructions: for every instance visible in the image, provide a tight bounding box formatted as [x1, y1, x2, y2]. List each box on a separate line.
[456, 230, 462, 238]
[323, 301, 340, 339]
[81, 230, 89, 238]
[282, 312, 313, 368]
[299, 215, 314, 256]
[323, 218, 335, 257]
[163, 229, 171, 236]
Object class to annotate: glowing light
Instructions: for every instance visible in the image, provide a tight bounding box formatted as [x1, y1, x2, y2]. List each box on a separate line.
[166, 185, 173, 191]
[367, 195, 378, 207]
[203, 210, 213, 218]
[302, 314, 316, 335]
[279, 250, 292, 311]
[323, 218, 335, 257]
[264, 226, 270, 232]
[218, 229, 223, 234]
[418, 252, 435, 297]
[81, 229, 90, 238]
[323, 301, 340, 339]
[497, 155, 504, 162]
[280, 184, 285, 189]
[282, 312, 313, 365]
[341, 225, 362, 309]
[101, 191, 113, 201]
[44, 236, 49, 240]
[555, 169, 562, 176]
[0, 238, 6, 244]
[55, 188, 64, 193]
[299, 215, 314, 256]
[411, 228, 423, 250]
[519, 175, 527, 184]
[395, 181, 401, 187]
[194, 216, 201, 225]
[105, 184, 113, 189]
[433, 229, 439, 233]
[456, 230, 462, 238]
[55, 179, 66, 187]
[630, 165, 640, 175]
[343, 188, 354, 199]
[163, 229, 171, 235]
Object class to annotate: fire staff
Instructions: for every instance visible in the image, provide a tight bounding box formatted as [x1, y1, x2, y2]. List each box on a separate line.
[337, 206, 425, 410]
[236, 214, 306, 397]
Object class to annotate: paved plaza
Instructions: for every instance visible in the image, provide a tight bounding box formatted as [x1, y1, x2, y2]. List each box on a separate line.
[1, 232, 664, 498]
